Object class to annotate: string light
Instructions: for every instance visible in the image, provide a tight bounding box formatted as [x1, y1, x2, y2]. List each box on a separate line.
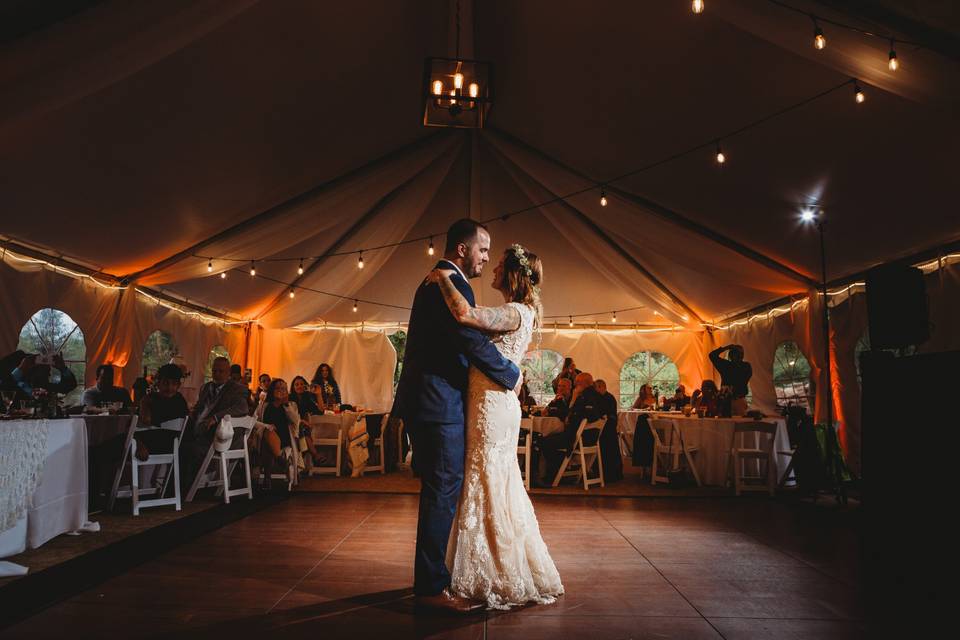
[249, 261, 256, 277]
[289, 289, 296, 299]
[207, 259, 213, 273]
[358, 252, 364, 269]
[853, 81, 865, 103]
[715, 141, 726, 165]
[428, 237, 435, 256]
[611, 311, 618, 323]
[812, 19, 826, 50]
[888, 40, 898, 71]
[297, 258, 304, 275]
[352, 300, 358, 313]
[569, 316, 574, 327]
[220, 271, 227, 279]
[600, 188, 608, 207]
[692, 0, 704, 14]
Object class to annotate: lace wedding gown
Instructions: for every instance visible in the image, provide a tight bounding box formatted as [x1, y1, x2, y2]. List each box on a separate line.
[446, 302, 564, 609]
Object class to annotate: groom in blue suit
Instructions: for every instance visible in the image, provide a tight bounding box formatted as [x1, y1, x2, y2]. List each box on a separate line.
[392, 218, 521, 613]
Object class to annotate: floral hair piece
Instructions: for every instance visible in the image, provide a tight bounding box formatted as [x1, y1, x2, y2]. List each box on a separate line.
[510, 244, 533, 278]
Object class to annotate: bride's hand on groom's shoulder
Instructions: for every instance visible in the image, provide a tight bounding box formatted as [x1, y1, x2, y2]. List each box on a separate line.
[424, 268, 455, 285]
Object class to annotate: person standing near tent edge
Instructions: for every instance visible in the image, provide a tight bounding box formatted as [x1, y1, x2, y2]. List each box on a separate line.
[391, 218, 521, 614]
[710, 344, 752, 415]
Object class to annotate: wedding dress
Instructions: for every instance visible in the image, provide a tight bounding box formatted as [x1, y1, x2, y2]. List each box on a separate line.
[446, 302, 564, 609]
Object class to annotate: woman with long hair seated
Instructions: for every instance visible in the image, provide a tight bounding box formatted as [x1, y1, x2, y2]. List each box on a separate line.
[631, 383, 657, 409]
[691, 380, 720, 417]
[254, 378, 326, 480]
[310, 362, 341, 408]
[289, 375, 326, 464]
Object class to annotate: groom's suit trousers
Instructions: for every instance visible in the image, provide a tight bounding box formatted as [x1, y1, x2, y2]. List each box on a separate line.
[410, 420, 465, 596]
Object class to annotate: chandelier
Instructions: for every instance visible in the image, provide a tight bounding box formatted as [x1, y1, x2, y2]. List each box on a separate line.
[422, 57, 493, 128]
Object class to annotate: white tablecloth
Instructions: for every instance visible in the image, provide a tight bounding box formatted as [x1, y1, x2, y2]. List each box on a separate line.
[617, 411, 791, 486]
[521, 416, 565, 437]
[0, 418, 97, 575]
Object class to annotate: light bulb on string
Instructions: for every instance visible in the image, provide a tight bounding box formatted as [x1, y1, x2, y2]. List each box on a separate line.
[289, 289, 296, 299]
[220, 271, 227, 279]
[568, 316, 574, 327]
[692, 0, 704, 14]
[297, 259, 304, 276]
[352, 300, 358, 313]
[428, 237, 435, 256]
[358, 252, 364, 269]
[715, 141, 726, 165]
[207, 259, 213, 273]
[249, 261, 256, 277]
[611, 311, 618, 323]
[600, 188, 608, 207]
[813, 20, 826, 50]
[888, 40, 898, 71]
[853, 81, 865, 103]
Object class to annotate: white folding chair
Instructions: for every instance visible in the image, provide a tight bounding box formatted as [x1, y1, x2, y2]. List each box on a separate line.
[552, 417, 606, 490]
[108, 415, 139, 512]
[617, 415, 634, 459]
[262, 437, 298, 491]
[778, 446, 798, 487]
[518, 420, 533, 491]
[362, 413, 389, 475]
[128, 418, 186, 515]
[649, 418, 702, 487]
[186, 415, 256, 503]
[308, 415, 343, 477]
[730, 421, 777, 496]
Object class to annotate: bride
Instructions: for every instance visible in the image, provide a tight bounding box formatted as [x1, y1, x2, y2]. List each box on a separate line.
[428, 243, 563, 610]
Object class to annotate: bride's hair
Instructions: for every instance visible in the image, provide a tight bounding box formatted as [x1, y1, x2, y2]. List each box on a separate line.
[502, 245, 543, 328]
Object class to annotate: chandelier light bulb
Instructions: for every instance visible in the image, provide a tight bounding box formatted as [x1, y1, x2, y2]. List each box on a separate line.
[428, 238, 435, 256]
[454, 73, 464, 89]
[715, 142, 726, 164]
[358, 252, 364, 269]
[813, 24, 826, 50]
[692, 0, 704, 14]
[249, 261, 256, 277]
[297, 258, 304, 275]
[432, 80, 443, 95]
[207, 259, 213, 272]
[888, 43, 898, 71]
[468, 82, 479, 98]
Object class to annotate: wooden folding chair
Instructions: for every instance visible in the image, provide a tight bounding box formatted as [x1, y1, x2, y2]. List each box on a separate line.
[649, 418, 701, 486]
[186, 415, 256, 503]
[731, 421, 777, 496]
[552, 417, 606, 490]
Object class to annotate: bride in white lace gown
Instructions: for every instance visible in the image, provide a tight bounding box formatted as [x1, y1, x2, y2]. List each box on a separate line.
[429, 244, 563, 610]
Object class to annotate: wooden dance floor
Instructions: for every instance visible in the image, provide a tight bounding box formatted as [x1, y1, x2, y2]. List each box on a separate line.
[0, 494, 862, 639]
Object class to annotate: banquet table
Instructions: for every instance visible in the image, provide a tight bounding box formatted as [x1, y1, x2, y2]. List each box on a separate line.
[0, 418, 98, 576]
[617, 411, 791, 486]
[308, 412, 369, 476]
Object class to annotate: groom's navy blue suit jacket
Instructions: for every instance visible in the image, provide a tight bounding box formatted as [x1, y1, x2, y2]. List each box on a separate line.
[392, 260, 521, 425]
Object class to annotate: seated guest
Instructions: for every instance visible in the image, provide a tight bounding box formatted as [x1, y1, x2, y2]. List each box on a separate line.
[593, 379, 623, 482]
[290, 375, 321, 416]
[256, 373, 271, 405]
[135, 363, 189, 460]
[254, 378, 326, 475]
[230, 364, 256, 414]
[691, 380, 720, 417]
[518, 377, 536, 409]
[551, 357, 581, 393]
[543, 377, 572, 420]
[631, 383, 656, 410]
[181, 356, 251, 483]
[311, 362, 341, 407]
[661, 385, 691, 411]
[538, 372, 604, 485]
[82, 364, 132, 409]
[2, 351, 79, 403]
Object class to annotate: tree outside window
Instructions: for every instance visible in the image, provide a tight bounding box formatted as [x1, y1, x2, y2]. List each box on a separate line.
[773, 340, 813, 412]
[521, 349, 563, 405]
[17, 308, 86, 405]
[618, 351, 680, 409]
[204, 345, 230, 382]
[388, 330, 407, 393]
[142, 330, 179, 379]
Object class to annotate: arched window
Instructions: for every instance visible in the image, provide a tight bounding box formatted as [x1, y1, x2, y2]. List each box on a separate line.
[773, 341, 813, 411]
[388, 330, 407, 393]
[142, 330, 178, 378]
[17, 308, 86, 405]
[854, 331, 915, 386]
[204, 345, 230, 382]
[619, 351, 680, 409]
[521, 349, 564, 405]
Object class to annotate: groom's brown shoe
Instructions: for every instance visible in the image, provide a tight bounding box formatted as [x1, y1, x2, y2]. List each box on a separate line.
[415, 588, 485, 614]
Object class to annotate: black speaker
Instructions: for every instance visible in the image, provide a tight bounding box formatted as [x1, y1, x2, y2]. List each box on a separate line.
[865, 263, 928, 349]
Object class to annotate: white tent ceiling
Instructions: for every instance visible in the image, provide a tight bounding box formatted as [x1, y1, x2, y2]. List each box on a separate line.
[1, 0, 957, 327]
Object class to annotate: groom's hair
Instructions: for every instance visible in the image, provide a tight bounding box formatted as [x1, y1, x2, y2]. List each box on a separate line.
[444, 218, 488, 254]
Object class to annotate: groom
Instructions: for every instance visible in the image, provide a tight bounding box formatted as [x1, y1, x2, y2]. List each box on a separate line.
[392, 218, 521, 613]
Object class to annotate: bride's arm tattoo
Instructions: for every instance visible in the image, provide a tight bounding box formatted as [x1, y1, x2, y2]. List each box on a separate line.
[437, 271, 521, 332]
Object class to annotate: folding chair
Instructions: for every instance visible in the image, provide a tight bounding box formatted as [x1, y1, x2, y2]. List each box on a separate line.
[518, 419, 533, 491]
[730, 421, 777, 496]
[649, 418, 701, 487]
[552, 417, 606, 490]
[107, 415, 139, 512]
[308, 414, 343, 476]
[362, 412, 389, 475]
[262, 437, 298, 491]
[186, 415, 256, 503]
[125, 418, 187, 515]
[778, 446, 798, 487]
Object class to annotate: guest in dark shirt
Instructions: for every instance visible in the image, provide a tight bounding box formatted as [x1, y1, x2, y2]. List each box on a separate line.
[692, 380, 720, 417]
[594, 379, 623, 482]
[543, 377, 572, 420]
[230, 364, 256, 414]
[82, 364, 131, 410]
[661, 385, 691, 411]
[518, 378, 536, 409]
[135, 363, 189, 459]
[311, 362, 341, 407]
[710, 344, 752, 398]
[289, 375, 321, 417]
[538, 372, 604, 485]
[2, 350, 79, 404]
